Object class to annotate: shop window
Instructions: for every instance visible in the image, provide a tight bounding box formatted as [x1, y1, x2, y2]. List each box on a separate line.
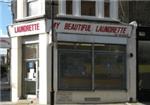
[104, 0, 110, 17]
[27, 0, 41, 16]
[66, 0, 72, 15]
[58, 44, 92, 90]
[94, 45, 126, 90]
[58, 43, 127, 91]
[81, 0, 95, 16]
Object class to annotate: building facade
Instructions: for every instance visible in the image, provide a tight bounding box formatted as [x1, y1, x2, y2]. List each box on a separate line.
[119, 1, 150, 102]
[8, 0, 137, 104]
[132, 2, 150, 102]
[0, 37, 11, 85]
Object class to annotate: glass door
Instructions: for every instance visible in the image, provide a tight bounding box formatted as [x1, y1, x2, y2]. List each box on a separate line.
[138, 41, 150, 101]
[22, 44, 39, 99]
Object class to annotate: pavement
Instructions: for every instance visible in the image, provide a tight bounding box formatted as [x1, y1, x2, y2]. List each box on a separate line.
[0, 89, 150, 105]
[0, 99, 37, 105]
[0, 81, 150, 105]
[0, 100, 150, 105]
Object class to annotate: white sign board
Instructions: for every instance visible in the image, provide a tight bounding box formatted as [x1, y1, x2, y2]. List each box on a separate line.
[8, 19, 46, 37]
[48, 20, 132, 37]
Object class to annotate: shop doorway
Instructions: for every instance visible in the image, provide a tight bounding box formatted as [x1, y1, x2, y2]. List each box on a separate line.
[137, 26, 150, 102]
[22, 44, 39, 99]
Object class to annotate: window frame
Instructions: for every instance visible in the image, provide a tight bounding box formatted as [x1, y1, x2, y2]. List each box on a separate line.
[58, 0, 118, 19]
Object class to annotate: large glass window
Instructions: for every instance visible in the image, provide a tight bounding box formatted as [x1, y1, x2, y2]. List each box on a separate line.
[58, 44, 92, 90]
[58, 43, 126, 90]
[94, 44, 126, 90]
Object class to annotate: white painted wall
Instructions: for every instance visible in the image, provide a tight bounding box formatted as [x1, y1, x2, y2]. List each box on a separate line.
[39, 33, 51, 104]
[127, 22, 137, 102]
[58, 0, 66, 15]
[96, 0, 104, 18]
[17, 0, 24, 19]
[110, 0, 118, 19]
[73, 0, 81, 16]
[11, 36, 22, 102]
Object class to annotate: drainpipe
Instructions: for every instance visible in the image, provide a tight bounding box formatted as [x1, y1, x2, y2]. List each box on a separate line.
[51, 0, 55, 105]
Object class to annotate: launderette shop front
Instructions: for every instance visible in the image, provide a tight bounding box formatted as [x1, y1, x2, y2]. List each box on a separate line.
[8, 18, 137, 105]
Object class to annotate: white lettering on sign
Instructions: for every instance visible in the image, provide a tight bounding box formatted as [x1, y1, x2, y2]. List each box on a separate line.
[51, 20, 132, 37]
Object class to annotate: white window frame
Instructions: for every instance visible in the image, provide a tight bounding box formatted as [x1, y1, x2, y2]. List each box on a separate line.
[16, 0, 45, 21]
[58, 0, 118, 20]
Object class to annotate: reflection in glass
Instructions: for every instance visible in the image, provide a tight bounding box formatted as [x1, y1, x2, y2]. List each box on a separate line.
[138, 41, 150, 90]
[94, 44, 126, 90]
[58, 44, 92, 90]
[58, 43, 127, 90]
[26, 81, 36, 94]
[23, 44, 38, 59]
[22, 44, 38, 97]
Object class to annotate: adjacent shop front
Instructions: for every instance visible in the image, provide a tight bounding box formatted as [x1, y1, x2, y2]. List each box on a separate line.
[137, 26, 150, 102]
[51, 18, 136, 104]
[8, 17, 137, 104]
